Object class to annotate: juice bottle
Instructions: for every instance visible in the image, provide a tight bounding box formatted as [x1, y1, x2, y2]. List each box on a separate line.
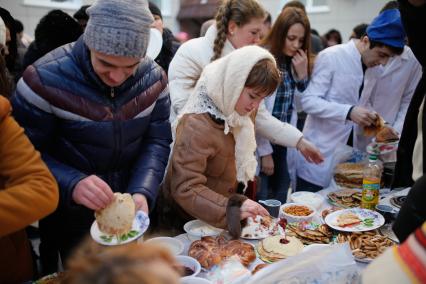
[361, 154, 382, 210]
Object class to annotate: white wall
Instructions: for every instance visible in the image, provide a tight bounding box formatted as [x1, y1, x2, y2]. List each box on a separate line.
[260, 0, 390, 42]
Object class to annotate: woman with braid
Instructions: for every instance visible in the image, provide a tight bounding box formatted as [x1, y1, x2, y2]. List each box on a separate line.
[168, 0, 324, 169]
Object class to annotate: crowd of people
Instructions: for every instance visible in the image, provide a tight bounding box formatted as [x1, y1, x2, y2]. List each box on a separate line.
[0, 0, 425, 283]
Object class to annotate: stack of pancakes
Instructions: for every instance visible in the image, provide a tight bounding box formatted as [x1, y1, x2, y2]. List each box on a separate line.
[334, 163, 364, 189]
[257, 235, 304, 262]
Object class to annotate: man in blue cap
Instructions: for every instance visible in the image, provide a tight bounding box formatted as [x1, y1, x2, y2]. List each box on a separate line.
[294, 9, 406, 191]
[354, 2, 422, 152]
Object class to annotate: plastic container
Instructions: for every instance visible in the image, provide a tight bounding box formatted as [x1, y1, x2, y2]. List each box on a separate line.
[183, 219, 223, 241]
[361, 154, 383, 210]
[290, 191, 324, 210]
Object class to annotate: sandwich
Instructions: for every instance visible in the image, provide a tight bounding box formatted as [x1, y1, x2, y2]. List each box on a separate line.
[334, 163, 364, 188]
[336, 212, 361, 227]
[376, 125, 399, 143]
[364, 115, 385, 137]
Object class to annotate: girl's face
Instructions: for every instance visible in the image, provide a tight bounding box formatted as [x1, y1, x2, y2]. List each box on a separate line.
[282, 23, 305, 57]
[227, 17, 264, 49]
[234, 87, 267, 116]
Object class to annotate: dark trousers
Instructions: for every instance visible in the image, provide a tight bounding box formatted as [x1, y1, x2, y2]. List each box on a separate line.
[257, 145, 290, 203]
[296, 176, 323, 192]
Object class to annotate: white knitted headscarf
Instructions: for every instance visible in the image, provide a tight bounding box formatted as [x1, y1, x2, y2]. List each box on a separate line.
[177, 46, 277, 188]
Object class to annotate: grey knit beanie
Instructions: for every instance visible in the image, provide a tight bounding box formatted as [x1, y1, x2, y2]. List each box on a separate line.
[83, 0, 153, 58]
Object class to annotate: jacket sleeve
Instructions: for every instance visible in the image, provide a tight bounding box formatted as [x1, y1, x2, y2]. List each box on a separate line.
[255, 101, 303, 148]
[169, 117, 231, 229]
[126, 86, 172, 209]
[393, 60, 423, 133]
[0, 98, 59, 237]
[11, 79, 87, 207]
[168, 40, 205, 118]
[298, 52, 352, 122]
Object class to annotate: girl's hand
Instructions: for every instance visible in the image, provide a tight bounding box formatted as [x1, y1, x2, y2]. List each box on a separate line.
[296, 138, 324, 164]
[292, 49, 308, 80]
[240, 199, 269, 220]
[261, 154, 274, 176]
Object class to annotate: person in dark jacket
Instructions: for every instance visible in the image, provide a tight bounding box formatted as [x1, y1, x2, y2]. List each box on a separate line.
[22, 10, 83, 71]
[392, 0, 426, 189]
[73, 5, 90, 31]
[148, 1, 180, 73]
[11, 0, 172, 275]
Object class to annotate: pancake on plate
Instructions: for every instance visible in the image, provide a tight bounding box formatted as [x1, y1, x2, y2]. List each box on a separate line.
[257, 235, 304, 262]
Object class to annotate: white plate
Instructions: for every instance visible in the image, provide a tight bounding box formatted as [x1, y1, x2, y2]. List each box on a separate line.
[90, 211, 150, 246]
[324, 208, 385, 232]
[240, 217, 284, 240]
[145, 237, 184, 255]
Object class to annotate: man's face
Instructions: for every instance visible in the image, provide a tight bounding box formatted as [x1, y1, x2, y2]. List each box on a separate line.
[361, 45, 395, 68]
[90, 50, 140, 87]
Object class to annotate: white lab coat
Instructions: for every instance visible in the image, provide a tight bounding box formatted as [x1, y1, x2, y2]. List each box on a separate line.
[354, 46, 422, 151]
[295, 41, 363, 187]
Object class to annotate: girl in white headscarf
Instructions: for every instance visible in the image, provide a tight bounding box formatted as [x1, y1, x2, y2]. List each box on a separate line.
[160, 46, 280, 237]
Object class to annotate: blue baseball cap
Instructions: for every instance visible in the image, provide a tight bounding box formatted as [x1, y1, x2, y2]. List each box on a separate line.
[366, 9, 406, 49]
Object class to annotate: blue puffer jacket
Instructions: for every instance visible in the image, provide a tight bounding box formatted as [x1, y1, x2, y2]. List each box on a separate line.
[11, 37, 172, 228]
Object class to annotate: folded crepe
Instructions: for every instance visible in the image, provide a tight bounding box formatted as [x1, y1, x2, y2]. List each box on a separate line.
[376, 125, 399, 143]
[364, 115, 385, 137]
[95, 193, 135, 235]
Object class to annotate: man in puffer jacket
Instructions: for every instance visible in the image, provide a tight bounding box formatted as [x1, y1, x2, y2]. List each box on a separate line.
[11, 0, 172, 274]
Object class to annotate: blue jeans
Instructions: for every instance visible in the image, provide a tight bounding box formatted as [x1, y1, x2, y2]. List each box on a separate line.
[296, 176, 323, 192]
[256, 145, 290, 203]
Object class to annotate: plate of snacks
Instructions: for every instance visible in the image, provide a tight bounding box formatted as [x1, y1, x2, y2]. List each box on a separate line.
[286, 222, 333, 244]
[324, 208, 385, 232]
[240, 215, 284, 239]
[279, 203, 316, 223]
[327, 189, 362, 208]
[90, 193, 149, 245]
[336, 229, 396, 262]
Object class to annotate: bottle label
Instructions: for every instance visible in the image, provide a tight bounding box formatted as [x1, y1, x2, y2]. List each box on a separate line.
[362, 178, 380, 209]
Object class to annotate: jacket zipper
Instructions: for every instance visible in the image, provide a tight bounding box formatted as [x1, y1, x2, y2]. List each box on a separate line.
[110, 87, 120, 172]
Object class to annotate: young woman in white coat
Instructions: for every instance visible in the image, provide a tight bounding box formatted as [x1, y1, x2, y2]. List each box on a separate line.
[168, 0, 324, 165]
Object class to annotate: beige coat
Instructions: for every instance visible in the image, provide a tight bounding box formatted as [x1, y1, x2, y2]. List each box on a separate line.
[162, 113, 246, 229]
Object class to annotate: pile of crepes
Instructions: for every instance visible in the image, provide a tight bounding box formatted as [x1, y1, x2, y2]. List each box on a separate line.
[334, 163, 364, 189]
[256, 235, 304, 263]
[336, 230, 395, 260]
[287, 223, 333, 244]
[188, 236, 256, 269]
[328, 188, 362, 208]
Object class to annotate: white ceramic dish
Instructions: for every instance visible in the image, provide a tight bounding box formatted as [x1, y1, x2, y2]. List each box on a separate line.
[145, 237, 184, 255]
[290, 191, 324, 210]
[176, 255, 201, 278]
[324, 208, 385, 232]
[184, 219, 223, 241]
[90, 211, 149, 246]
[181, 276, 213, 284]
[279, 203, 316, 223]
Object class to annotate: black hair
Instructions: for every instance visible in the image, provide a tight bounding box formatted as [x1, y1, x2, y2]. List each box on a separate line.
[380, 1, 399, 13]
[324, 29, 342, 44]
[73, 5, 90, 21]
[14, 19, 24, 33]
[264, 11, 272, 25]
[311, 29, 319, 36]
[369, 40, 404, 55]
[352, 23, 368, 39]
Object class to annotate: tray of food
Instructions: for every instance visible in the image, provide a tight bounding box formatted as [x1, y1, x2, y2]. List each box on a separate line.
[327, 188, 362, 208]
[336, 229, 396, 262]
[334, 162, 364, 189]
[324, 208, 385, 232]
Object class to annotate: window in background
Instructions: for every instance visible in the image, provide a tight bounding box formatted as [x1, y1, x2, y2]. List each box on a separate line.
[282, 0, 330, 13]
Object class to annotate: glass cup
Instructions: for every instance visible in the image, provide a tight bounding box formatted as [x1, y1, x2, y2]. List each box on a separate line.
[259, 199, 282, 218]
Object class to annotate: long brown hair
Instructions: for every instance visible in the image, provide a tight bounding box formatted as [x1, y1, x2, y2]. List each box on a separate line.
[261, 7, 313, 76]
[211, 0, 265, 62]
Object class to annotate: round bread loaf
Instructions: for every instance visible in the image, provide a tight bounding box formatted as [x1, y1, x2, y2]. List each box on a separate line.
[95, 193, 135, 235]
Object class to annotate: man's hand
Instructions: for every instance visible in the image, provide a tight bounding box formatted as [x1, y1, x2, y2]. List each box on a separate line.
[350, 106, 377, 127]
[297, 138, 324, 164]
[132, 193, 149, 214]
[240, 199, 269, 220]
[72, 175, 114, 210]
[292, 49, 308, 80]
[261, 154, 274, 176]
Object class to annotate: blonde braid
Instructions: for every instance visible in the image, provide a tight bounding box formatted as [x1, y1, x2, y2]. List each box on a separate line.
[211, 0, 232, 62]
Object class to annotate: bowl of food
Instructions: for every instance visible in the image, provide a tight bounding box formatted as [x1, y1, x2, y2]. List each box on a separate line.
[279, 203, 316, 223]
[289, 191, 324, 210]
[184, 219, 223, 241]
[175, 255, 201, 278]
[145, 237, 184, 255]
